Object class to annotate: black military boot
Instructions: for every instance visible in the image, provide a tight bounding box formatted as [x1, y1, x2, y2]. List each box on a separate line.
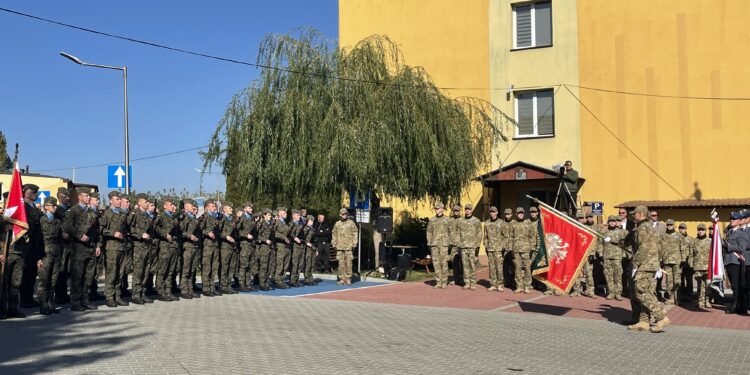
[105, 299, 117, 308]
[6, 309, 26, 318]
[157, 294, 172, 302]
[180, 293, 193, 299]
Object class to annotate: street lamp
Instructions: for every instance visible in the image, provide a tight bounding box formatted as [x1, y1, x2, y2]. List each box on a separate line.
[194, 168, 221, 201]
[60, 52, 130, 194]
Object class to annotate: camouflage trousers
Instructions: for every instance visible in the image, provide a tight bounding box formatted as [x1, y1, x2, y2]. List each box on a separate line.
[486, 250, 504, 288]
[202, 242, 219, 292]
[430, 246, 450, 287]
[693, 270, 710, 305]
[146, 243, 159, 290]
[460, 247, 477, 287]
[91, 249, 105, 296]
[1, 252, 24, 312]
[574, 261, 595, 295]
[104, 245, 125, 301]
[219, 243, 237, 290]
[156, 242, 179, 296]
[336, 250, 353, 282]
[662, 263, 681, 303]
[290, 245, 305, 283]
[512, 250, 531, 290]
[303, 246, 316, 284]
[275, 244, 291, 284]
[268, 245, 276, 283]
[54, 242, 71, 300]
[70, 245, 96, 306]
[238, 241, 257, 288]
[633, 270, 667, 323]
[603, 258, 623, 297]
[37, 245, 62, 309]
[119, 243, 133, 291]
[180, 242, 199, 295]
[256, 244, 272, 287]
[131, 243, 153, 299]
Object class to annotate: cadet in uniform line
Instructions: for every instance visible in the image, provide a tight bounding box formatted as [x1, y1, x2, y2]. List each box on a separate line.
[483, 206, 504, 292]
[510, 207, 532, 294]
[273, 207, 291, 289]
[200, 199, 221, 296]
[457, 204, 481, 290]
[179, 199, 201, 299]
[426, 203, 451, 289]
[37, 196, 63, 315]
[100, 191, 127, 307]
[332, 208, 357, 285]
[601, 215, 628, 300]
[690, 224, 711, 308]
[63, 189, 99, 312]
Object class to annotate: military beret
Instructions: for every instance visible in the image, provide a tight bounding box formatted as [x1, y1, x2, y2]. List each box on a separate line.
[576, 212, 584, 219]
[262, 208, 272, 214]
[89, 191, 100, 199]
[464, 204, 473, 210]
[504, 208, 512, 214]
[306, 215, 314, 221]
[697, 223, 707, 230]
[489, 206, 498, 212]
[57, 187, 69, 197]
[630, 205, 649, 215]
[585, 212, 593, 218]
[730, 211, 743, 220]
[516, 207, 525, 213]
[607, 215, 618, 221]
[162, 197, 174, 204]
[119, 192, 129, 199]
[433, 202, 445, 209]
[666, 219, 675, 225]
[136, 193, 149, 201]
[339, 208, 348, 215]
[530, 206, 538, 213]
[44, 196, 57, 205]
[108, 191, 120, 199]
[452, 205, 462, 211]
[244, 202, 253, 208]
[291, 209, 300, 214]
[22, 184, 39, 192]
[678, 223, 687, 229]
[742, 209, 750, 219]
[183, 198, 196, 206]
[277, 207, 287, 213]
[223, 201, 233, 207]
[147, 197, 156, 204]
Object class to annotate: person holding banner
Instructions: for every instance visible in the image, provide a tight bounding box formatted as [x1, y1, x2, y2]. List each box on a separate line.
[690, 224, 712, 308]
[724, 211, 747, 314]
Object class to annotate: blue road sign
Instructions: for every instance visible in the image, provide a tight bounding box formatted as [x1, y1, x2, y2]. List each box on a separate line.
[107, 165, 133, 189]
[590, 202, 604, 215]
[349, 189, 370, 210]
[35, 190, 52, 205]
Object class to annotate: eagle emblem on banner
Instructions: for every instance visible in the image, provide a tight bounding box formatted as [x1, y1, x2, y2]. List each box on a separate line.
[545, 233, 569, 265]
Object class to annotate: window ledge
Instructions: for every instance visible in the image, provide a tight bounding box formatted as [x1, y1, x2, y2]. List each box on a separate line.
[510, 44, 553, 52]
[513, 134, 555, 140]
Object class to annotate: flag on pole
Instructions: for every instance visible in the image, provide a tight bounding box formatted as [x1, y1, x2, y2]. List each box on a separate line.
[2, 162, 28, 245]
[708, 209, 725, 297]
[530, 198, 602, 294]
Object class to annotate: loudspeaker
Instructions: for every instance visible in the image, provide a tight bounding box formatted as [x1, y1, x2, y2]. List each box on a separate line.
[376, 207, 393, 233]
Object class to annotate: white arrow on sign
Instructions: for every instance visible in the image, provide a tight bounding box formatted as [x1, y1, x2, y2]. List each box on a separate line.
[114, 166, 126, 188]
[38, 191, 47, 203]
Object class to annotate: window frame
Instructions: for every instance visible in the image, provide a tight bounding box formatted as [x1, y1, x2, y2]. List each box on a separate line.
[513, 89, 555, 139]
[512, 1, 553, 51]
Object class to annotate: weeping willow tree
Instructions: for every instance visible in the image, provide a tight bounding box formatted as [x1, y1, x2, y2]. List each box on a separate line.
[203, 29, 513, 208]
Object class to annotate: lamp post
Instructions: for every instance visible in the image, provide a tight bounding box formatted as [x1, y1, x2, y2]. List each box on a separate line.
[194, 168, 221, 201]
[60, 52, 130, 194]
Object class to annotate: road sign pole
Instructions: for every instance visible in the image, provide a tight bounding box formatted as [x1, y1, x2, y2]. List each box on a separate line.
[123, 66, 130, 194]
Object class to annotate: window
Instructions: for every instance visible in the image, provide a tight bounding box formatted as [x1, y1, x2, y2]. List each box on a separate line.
[513, 1, 552, 49]
[514, 89, 555, 138]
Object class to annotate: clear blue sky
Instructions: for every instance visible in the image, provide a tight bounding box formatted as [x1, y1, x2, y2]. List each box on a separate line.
[0, 0, 338, 196]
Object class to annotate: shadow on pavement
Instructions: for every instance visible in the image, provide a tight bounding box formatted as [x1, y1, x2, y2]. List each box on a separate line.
[516, 301, 571, 316]
[579, 304, 632, 324]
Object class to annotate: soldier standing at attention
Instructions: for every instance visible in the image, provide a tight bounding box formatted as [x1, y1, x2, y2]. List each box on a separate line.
[88, 192, 105, 302]
[661, 219, 683, 305]
[119, 196, 134, 298]
[510, 207, 533, 294]
[289, 209, 306, 287]
[448, 205, 464, 286]
[128, 194, 155, 305]
[457, 204, 482, 291]
[99, 191, 127, 306]
[302, 215, 317, 286]
[218, 202, 238, 294]
[1, 197, 28, 318]
[37, 197, 63, 315]
[678, 223, 694, 302]
[527, 207, 543, 291]
[601, 216, 628, 300]
[199, 200, 220, 296]
[273, 207, 291, 289]
[255, 208, 274, 291]
[332, 208, 358, 285]
[426, 203, 451, 289]
[19, 184, 44, 308]
[154, 198, 181, 301]
[64, 190, 100, 311]
[689, 224, 712, 308]
[582, 213, 599, 298]
[179, 199, 201, 299]
[500, 208, 514, 290]
[482, 206, 504, 292]
[143, 198, 159, 297]
[236, 202, 257, 291]
[54, 187, 72, 305]
[629, 205, 670, 333]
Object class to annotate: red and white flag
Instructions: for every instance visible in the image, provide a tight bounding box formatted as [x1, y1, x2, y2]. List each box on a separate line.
[708, 210, 725, 297]
[2, 162, 28, 244]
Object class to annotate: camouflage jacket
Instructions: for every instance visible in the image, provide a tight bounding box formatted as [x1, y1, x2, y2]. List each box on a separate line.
[690, 236, 711, 271]
[303, 225, 315, 248]
[632, 220, 663, 271]
[500, 220, 513, 251]
[660, 231, 683, 265]
[155, 211, 181, 246]
[680, 234, 693, 263]
[274, 218, 292, 246]
[179, 211, 201, 246]
[332, 218, 358, 250]
[601, 227, 628, 259]
[218, 215, 237, 247]
[456, 216, 482, 248]
[237, 213, 255, 242]
[290, 219, 306, 249]
[483, 218, 503, 251]
[527, 219, 541, 253]
[99, 207, 128, 251]
[510, 219, 533, 252]
[199, 212, 220, 246]
[449, 216, 461, 247]
[426, 214, 452, 247]
[40, 212, 62, 249]
[256, 219, 273, 245]
[63, 203, 99, 249]
[129, 209, 155, 244]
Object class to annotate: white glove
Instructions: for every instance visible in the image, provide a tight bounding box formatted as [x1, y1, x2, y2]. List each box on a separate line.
[426, 254, 432, 259]
[655, 269, 663, 279]
[604, 237, 611, 243]
[631, 266, 638, 278]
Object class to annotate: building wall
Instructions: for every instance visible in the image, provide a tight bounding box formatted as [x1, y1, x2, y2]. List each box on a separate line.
[339, 0, 491, 220]
[0, 174, 67, 204]
[577, 0, 750, 219]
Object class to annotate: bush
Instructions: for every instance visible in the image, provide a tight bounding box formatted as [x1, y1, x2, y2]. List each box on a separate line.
[394, 217, 429, 247]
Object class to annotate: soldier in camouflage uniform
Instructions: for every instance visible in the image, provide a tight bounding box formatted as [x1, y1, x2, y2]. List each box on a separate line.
[154, 197, 181, 301]
[19, 184, 43, 308]
[332, 208, 358, 285]
[628, 205, 670, 333]
[199, 199, 221, 296]
[218, 202, 239, 294]
[88, 192, 105, 302]
[1, 199, 28, 318]
[510, 207, 533, 294]
[37, 197, 63, 315]
[601, 215, 628, 300]
[426, 203, 451, 289]
[302, 215, 317, 285]
[581, 213, 599, 298]
[99, 191, 128, 306]
[482, 206, 504, 292]
[527, 207, 543, 291]
[501, 208, 514, 289]
[119, 197, 134, 298]
[53, 187, 72, 305]
[236, 202, 257, 291]
[457, 204, 482, 290]
[660, 219, 683, 305]
[448, 205, 464, 286]
[255, 208, 274, 291]
[289, 209, 306, 287]
[678, 223, 694, 302]
[179, 199, 201, 298]
[144, 199, 159, 297]
[63, 190, 100, 311]
[689, 223, 712, 308]
[128, 194, 155, 305]
[273, 207, 291, 289]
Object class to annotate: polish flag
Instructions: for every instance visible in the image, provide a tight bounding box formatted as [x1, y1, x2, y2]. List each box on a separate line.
[2, 162, 28, 244]
[708, 209, 724, 297]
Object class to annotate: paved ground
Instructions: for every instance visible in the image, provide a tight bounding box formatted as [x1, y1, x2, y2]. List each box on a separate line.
[2, 285, 750, 374]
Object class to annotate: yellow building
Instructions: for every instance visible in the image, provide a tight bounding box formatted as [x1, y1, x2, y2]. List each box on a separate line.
[0, 172, 98, 206]
[340, 0, 750, 233]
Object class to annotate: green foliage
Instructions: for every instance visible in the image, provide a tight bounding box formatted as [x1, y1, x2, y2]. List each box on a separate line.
[202, 29, 512, 206]
[0, 131, 13, 172]
[393, 217, 429, 247]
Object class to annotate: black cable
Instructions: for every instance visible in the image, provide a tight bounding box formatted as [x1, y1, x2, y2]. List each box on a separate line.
[34, 145, 208, 172]
[567, 83, 750, 101]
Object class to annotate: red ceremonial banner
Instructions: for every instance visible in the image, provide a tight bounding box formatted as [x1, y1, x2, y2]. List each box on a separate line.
[532, 203, 599, 294]
[3, 163, 28, 244]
